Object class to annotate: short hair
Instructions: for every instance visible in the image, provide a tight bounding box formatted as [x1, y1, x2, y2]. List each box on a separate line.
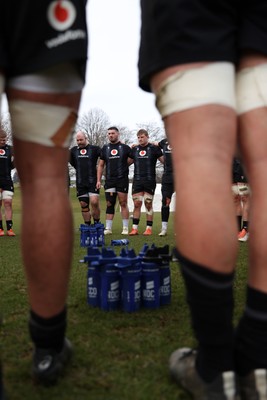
[107, 126, 119, 132]
[137, 129, 149, 137]
[76, 131, 87, 139]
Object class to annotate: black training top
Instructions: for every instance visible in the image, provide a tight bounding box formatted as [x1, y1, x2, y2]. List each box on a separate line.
[0, 144, 14, 184]
[129, 143, 162, 181]
[70, 144, 101, 186]
[100, 142, 131, 180]
[158, 138, 173, 184]
[232, 158, 248, 183]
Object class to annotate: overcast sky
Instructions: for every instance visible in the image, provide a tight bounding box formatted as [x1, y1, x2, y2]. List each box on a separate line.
[82, 0, 162, 129]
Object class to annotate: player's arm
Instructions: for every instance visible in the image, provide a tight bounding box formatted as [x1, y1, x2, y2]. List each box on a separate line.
[69, 148, 76, 169]
[158, 155, 164, 164]
[10, 146, 15, 169]
[128, 157, 134, 166]
[96, 159, 105, 189]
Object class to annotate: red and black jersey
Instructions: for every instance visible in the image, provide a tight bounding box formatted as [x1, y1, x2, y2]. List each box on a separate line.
[159, 138, 173, 184]
[0, 144, 14, 185]
[70, 144, 100, 187]
[100, 142, 131, 181]
[129, 143, 162, 181]
[0, 0, 87, 80]
[232, 158, 248, 184]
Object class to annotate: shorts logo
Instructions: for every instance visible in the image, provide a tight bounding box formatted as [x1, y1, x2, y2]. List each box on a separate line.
[139, 150, 146, 156]
[167, 145, 172, 151]
[80, 149, 87, 155]
[47, 1, 76, 31]
[0, 149, 5, 155]
[111, 149, 118, 156]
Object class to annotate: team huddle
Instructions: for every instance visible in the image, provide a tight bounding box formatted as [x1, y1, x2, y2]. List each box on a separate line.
[70, 126, 175, 236]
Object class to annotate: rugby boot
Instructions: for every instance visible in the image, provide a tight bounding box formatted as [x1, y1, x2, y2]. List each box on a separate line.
[7, 229, 15, 236]
[121, 227, 129, 235]
[32, 337, 73, 386]
[158, 229, 167, 236]
[143, 227, 152, 236]
[169, 347, 240, 400]
[239, 369, 267, 400]
[238, 229, 249, 242]
[129, 228, 138, 236]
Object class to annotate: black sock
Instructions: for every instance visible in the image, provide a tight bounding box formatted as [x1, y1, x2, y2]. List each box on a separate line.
[132, 218, 139, 226]
[161, 205, 170, 222]
[147, 221, 153, 227]
[235, 286, 267, 376]
[29, 307, 67, 352]
[0, 221, 3, 230]
[242, 221, 249, 231]
[85, 221, 91, 226]
[174, 249, 235, 382]
[94, 219, 100, 224]
[6, 220, 12, 230]
[237, 216, 242, 231]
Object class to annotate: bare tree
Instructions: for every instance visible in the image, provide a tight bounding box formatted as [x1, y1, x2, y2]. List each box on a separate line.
[0, 113, 12, 144]
[74, 107, 111, 148]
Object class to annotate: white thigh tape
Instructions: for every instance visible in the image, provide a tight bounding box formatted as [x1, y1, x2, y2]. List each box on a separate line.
[9, 100, 77, 147]
[155, 62, 236, 118]
[1, 190, 14, 200]
[237, 64, 267, 115]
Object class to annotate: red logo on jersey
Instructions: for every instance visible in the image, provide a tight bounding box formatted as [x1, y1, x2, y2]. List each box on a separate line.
[111, 149, 118, 156]
[0, 149, 5, 156]
[80, 149, 87, 155]
[139, 150, 146, 156]
[47, 1, 76, 31]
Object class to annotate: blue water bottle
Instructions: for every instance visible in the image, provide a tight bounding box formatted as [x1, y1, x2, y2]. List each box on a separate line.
[158, 245, 172, 306]
[100, 248, 120, 311]
[80, 224, 90, 247]
[141, 249, 160, 309]
[117, 249, 141, 313]
[96, 223, 105, 246]
[111, 239, 129, 246]
[85, 247, 102, 307]
[138, 243, 149, 259]
[88, 226, 98, 247]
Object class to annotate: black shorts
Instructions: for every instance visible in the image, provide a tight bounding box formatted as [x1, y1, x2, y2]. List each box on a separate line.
[77, 184, 99, 198]
[139, 0, 267, 91]
[161, 182, 174, 199]
[132, 180, 156, 195]
[104, 178, 129, 194]
[0, 0, 88, 79]
[0, 181, 14, 192]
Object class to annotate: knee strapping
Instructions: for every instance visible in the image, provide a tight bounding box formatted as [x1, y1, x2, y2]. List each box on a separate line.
[9, 100, 77, 147]
[132, 195, 143, 202]
[106, 205, 115, 214]
[79, 197, 89, 212]
[237, 64, 267, 114]
[144, 193, 153, 203]
[155, 62, 236, 117]
[105, 192, 116, 214]
[144, 193, 153, 215]
[146, 208, 153, 216]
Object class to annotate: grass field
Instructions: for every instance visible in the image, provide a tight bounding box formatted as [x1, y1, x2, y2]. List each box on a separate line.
[0, 186, 249, 399]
